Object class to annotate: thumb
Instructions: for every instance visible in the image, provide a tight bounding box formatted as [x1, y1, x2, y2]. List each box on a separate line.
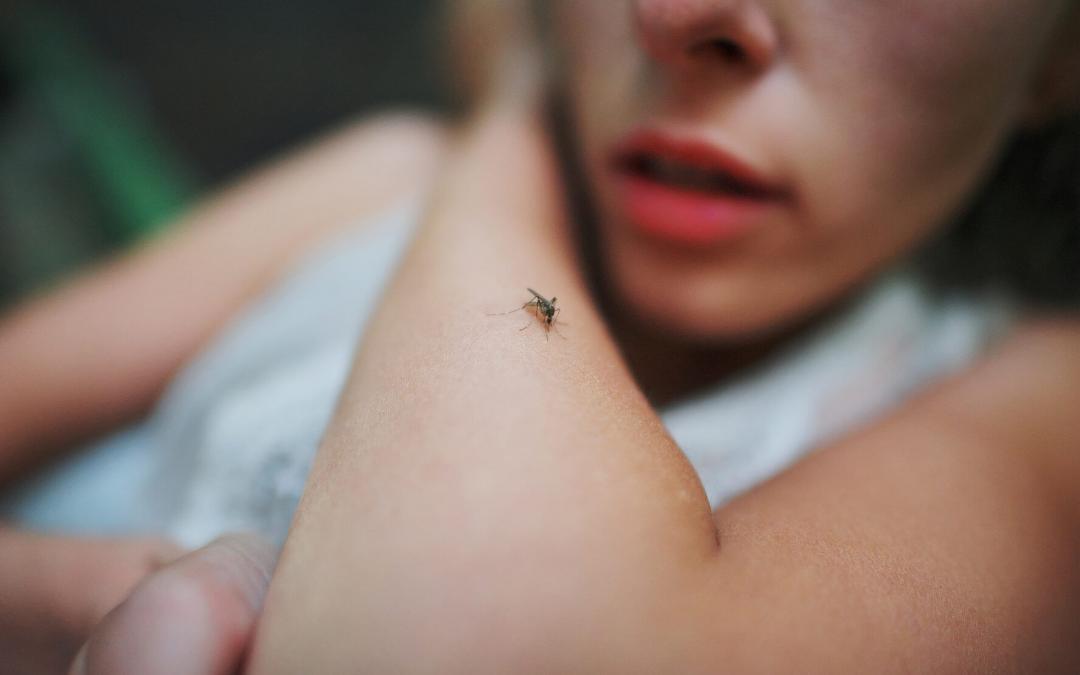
[70, 533, 278, 675]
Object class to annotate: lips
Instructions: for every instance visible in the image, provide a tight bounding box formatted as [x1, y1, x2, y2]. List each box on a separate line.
[610, 129, 790, 247]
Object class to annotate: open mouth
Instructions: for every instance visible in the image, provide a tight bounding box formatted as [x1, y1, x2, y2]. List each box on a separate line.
[608, 129, 790, 246]
[610, 128, 788, 201]
[614, 153, 779, 200]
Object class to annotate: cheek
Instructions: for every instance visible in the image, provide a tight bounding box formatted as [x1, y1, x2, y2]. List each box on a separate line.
[785, 1, 1055, 253]
[554, 1, 658, 129]
[549, 0, 1063, 338]
[554, 1, 637, 81]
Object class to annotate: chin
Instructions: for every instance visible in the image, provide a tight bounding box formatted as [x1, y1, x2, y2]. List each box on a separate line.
[615, 282, 797, 345]
[604, 241, 843, 346]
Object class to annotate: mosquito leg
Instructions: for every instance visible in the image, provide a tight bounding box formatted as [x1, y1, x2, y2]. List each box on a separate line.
[486, 298, 538, 318]
[552, 313, 570, 339]
[487, 307, 524, 317]
[551, 308, 567, 340]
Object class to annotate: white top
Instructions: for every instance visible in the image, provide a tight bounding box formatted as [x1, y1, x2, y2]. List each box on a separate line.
[0, 198, 1014, 548]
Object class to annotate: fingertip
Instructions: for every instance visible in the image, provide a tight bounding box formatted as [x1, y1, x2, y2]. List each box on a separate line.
[199, 533, 280, 612]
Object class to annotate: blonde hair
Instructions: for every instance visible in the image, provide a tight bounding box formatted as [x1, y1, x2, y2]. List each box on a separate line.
[444, 0, 546, 107]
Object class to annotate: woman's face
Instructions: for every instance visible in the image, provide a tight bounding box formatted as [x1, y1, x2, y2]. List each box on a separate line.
[552, 0, 1070, 340]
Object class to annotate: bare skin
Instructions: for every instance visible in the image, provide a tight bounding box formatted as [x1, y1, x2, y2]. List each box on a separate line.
[70, 534, 277, 675]
[0, 528, 182, 674]
[0, 112, 447, 487]
[0, 113, 448, 673]
[245, 103, 1080, 672]
[5, 1, 1080, 669]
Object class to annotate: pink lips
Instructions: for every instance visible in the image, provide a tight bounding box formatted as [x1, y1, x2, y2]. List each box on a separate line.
[610, 129, 790, 247]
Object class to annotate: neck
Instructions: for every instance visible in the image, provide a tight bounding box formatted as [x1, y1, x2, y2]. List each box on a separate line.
[606, 303, 844, 409]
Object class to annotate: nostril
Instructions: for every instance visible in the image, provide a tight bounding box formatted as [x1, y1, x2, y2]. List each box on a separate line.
[635, 0, 779, 73]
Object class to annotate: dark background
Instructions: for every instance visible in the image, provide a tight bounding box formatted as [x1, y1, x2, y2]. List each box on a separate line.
[0, 0, 448, 304]
[46, 0, 447, 181]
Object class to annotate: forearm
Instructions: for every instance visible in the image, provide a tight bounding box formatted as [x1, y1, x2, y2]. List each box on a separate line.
[248, 106, 718, 672]
[247, 106, 1080, 673]
[0, 114, 447, 485]
[0, 201, 322, 482]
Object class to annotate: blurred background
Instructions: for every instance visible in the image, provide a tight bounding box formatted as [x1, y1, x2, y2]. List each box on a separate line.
[0, 0, 448, 309]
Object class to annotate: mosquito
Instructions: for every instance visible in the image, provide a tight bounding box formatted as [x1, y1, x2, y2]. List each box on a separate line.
[489, 288, 566, 340]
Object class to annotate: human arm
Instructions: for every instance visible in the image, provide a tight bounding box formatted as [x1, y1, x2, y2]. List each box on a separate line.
[0, 113, 446, 673]
[246, 97, 1080, 673]
[0, 113, 447, 485]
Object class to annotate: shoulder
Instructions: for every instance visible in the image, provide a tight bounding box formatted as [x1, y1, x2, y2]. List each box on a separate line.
[924, 316, 1080, 483]
[303, 110, 452, 178]
[227, 109, 451, 242]
[923, 316, 1080, 517]
[799, 314, 1080, 540]
[700, 315, 1080, 671]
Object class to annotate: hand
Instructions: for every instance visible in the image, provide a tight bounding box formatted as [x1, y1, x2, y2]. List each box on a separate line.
[0, 528, 184, 674]
[69, 534, 277, 675]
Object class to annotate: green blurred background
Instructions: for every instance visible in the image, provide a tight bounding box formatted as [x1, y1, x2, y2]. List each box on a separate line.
[0, 0, 446, 309]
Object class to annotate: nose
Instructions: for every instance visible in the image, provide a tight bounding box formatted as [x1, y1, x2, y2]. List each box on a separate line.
[634, 0, 779, 73]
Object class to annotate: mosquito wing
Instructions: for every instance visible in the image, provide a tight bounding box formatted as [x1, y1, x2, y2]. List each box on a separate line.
[526, 288, 551, 304]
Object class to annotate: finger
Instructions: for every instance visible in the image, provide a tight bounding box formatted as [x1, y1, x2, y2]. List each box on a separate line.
[78, 536, 188, 632]
[71, 534, 278, 675]
[0, 529, 186, 673]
